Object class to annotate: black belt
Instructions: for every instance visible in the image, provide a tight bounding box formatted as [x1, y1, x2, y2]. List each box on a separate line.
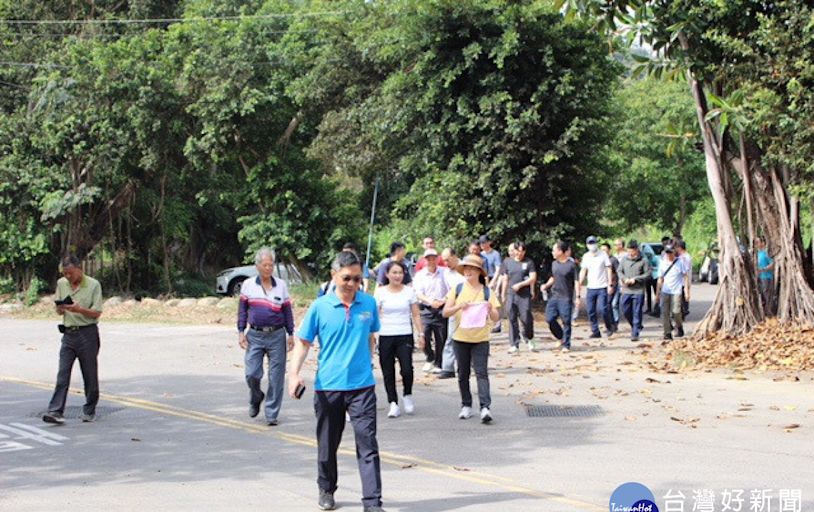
[65, 324, 97, 332]
[250, 325, 285, 333]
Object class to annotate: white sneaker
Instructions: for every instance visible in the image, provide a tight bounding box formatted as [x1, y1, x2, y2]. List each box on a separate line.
[560, 345, 570, 353]
[458, 406, 472, 419]
[422, 362, 434, 373]
[431, 367, 443, 374]
[402, 395, 415, 415]
[480, 407, 493, 423]
[387, 402, 401, 418]
[507, 346, 519, 354]
[527, 339, 537, 352]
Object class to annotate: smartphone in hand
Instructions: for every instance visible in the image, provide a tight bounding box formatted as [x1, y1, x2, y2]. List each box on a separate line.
[294, 383, 306, 399]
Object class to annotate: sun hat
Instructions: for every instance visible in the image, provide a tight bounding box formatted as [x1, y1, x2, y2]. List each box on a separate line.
[457, 254, 487, 277]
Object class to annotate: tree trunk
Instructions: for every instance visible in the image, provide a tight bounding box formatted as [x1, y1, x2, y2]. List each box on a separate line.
[768, 169, 814, 322]
[681, 63, 763, 337]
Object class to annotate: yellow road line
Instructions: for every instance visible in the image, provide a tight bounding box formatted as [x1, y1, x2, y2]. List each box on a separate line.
[1, 375, 603, 511]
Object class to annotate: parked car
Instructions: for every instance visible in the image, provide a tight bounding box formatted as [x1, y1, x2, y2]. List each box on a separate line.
[640, 242, 664, 256]
[216, 261, 304, 296]
[699, 241, 720, 284]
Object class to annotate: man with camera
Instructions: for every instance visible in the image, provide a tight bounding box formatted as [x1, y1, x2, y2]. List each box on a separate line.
[42, 255, 103, 425]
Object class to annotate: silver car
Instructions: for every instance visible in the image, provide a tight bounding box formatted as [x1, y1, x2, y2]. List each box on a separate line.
[216, 262, 304, 296]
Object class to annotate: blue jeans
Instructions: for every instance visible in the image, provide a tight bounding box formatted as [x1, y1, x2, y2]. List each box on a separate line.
[545, 298, 573, 348]
[245, 328, 287, 421]
[610, 287, 620, 325]
[442, 317, 457, 373]
[585, 288, 612, 336]
[621, 293, 645, 337]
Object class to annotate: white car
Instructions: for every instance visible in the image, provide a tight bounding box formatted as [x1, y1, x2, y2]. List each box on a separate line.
[216, 262, 304, 296]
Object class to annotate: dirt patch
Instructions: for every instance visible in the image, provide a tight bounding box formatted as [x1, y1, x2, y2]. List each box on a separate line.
[7, 296, 309, 327]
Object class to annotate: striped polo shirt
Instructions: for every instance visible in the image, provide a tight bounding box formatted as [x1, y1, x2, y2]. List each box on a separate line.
[237, 276, 295, 335]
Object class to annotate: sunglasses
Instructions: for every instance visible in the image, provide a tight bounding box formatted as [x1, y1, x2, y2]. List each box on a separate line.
[341, 275, 363, 283]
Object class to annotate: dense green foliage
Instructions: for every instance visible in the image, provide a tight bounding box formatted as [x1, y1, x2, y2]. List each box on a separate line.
[1, 0, 724, 294]
[608, 77, 705, 236]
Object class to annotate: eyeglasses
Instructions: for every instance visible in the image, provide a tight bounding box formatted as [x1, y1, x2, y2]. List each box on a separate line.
[341, 275, 363, 283]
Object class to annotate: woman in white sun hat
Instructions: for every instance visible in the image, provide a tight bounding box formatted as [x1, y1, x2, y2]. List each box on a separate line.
[442, 254, 501, 424]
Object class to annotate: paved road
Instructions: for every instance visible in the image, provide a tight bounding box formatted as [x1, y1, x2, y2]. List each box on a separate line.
[1, 283, 813, 511]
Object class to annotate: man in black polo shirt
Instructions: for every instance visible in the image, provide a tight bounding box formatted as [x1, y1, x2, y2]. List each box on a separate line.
[540, 241, 580, 352]
[500, 242, 537, 353]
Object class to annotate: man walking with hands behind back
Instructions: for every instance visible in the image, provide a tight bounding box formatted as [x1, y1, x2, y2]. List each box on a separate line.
[43, 255, 103, 425]
[617, 240, 651, 342]
[289, 251, 385, 512]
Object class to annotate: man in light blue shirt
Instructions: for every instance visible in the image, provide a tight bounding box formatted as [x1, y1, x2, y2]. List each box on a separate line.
[656, 244, 688, 340]
[289, 251, 384, 512]
[756, 236, 775, 315]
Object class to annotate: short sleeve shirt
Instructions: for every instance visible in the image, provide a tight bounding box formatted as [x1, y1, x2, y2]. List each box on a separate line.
[481, 250, 502, 278]
[56, 275, 103, 327]
[296, 292, 380, 391]
[658, 257, 688, 295]
[581, 251, 611, 289]
[758, 250, 774, 280]
[374, 286, 417, 336]
[501, 258, 537, 298]
[445, 283, 501, 343]
[551, 260, 578, 301]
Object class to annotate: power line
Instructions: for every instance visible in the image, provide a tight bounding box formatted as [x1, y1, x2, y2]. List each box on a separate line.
[0, 10, 348, 26]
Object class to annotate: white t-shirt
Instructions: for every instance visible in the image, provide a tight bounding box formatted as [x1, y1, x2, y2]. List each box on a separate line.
[659, 257, 688, 295]
[374, 286, 417, 336]
[581, 251, 611, 289]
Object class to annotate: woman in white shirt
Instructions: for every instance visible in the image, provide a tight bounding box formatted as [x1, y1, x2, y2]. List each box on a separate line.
[374, 261, 424, 418]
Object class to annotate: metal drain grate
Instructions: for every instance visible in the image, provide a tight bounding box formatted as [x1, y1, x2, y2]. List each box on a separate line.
[31, 405, 126, 420]
[525, 405, 604, 418]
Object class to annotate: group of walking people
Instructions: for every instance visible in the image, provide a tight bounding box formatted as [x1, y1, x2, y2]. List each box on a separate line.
[39, 233, 698, 512]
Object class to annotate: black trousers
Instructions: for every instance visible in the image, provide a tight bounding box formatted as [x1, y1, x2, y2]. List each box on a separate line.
[48, 325, 100, 415]
[420, 307, 448, 367]
[453, 341, 491, 409]
[378, 334, 414, 404]
[507, 293, 534, 347]
[314, 386, 382, 508]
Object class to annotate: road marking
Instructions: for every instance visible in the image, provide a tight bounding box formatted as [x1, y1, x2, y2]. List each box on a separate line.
[9, 422, 70, 442]
[1, 375, 603, 511]
[0, 422, 69, 450]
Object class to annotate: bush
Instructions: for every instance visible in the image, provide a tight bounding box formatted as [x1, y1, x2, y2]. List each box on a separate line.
[24, 277, 44, 306]
[172, 273, 214, 298]
[0, 276, 15, 295]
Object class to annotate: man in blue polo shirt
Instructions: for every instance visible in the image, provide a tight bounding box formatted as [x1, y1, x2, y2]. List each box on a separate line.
[289, 251, 384, 512]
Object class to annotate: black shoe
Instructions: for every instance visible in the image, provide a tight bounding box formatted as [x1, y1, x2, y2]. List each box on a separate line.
[42, 411, 65, 425]
[437, 371, 455, 379]
[630, 336, 640, 342]
[588, 332, 602, 339]
[267, 419, 278, 426]
[364, 507, 385, 512]
[318, 490, 335, 511]
[249, 392, 264, 418]
[663, 334, 673, 341]
[676, 327, 685, 338]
